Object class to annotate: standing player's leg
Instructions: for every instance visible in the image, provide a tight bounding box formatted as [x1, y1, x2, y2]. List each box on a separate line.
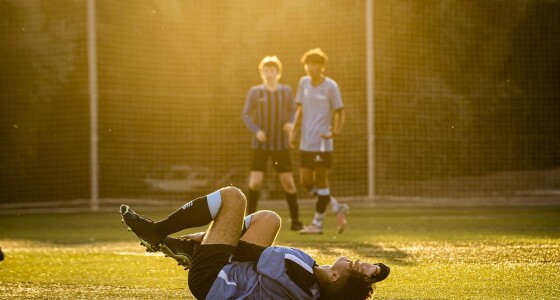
[274, 149, 302, 230]
[278, 172, 302, 230]
[299, 167, 315, 191]
[299, 166, 329, 234]
[247, 149, 268, 215]
[248, 171, 264, 214]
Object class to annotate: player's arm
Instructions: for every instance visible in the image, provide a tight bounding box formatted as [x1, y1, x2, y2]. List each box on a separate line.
[242, 88, 267, 142]
[332, 108, 345, 135]
[241, 89, 260, 132]
[289, 104, 302, 148]
[283, 86, 296, 134]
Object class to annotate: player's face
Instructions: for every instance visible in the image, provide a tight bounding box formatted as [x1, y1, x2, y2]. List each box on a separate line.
[332, 256, 380, 278]
[305, 63, 324, 80]
[261, 66, 280, 84]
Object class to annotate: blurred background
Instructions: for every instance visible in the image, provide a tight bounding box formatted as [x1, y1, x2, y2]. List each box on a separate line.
[1, 0, 559, 210]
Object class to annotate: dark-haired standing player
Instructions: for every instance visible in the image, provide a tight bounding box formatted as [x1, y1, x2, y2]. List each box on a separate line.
[290, 48, 349, 235]
[242, 56, 303, 231]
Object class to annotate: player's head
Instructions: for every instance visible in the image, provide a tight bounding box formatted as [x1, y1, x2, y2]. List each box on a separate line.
[258, 56, 282, 83]
[301, 48, 328, 79]
[320, 256, 390, 300]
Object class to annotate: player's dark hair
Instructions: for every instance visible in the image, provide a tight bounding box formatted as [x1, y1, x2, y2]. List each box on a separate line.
[301, 48, 328, 65]
[320, 271, 376, 300]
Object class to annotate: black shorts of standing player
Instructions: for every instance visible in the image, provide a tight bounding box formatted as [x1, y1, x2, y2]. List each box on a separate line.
[251, 149, 293, 173]
[300, 151, 332, 169]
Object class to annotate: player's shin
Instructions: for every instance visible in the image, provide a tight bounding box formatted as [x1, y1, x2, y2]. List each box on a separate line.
[154, 190, 222, 235]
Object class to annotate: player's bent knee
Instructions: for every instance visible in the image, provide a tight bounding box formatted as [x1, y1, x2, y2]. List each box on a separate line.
[261, 210, 281, 231]
[220, 186, 246, 208]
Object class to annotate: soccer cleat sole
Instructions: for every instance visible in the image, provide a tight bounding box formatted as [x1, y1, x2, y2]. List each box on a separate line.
[160, 243, 192, 270]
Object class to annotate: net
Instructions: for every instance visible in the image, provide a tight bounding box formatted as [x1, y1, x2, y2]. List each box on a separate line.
[1, 0, 559, 208]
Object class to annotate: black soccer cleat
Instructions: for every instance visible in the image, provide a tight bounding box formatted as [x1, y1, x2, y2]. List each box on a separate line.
[160, 236, 197, 270]
[120, 204, 164, 252]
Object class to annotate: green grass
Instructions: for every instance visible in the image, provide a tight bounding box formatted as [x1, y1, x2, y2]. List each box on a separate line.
[1, 206, 559, 299]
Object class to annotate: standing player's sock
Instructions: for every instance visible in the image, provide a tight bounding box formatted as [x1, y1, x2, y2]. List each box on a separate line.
[330, 195, 340, 213]
[311, 188, 331, 227]
[246, 189, 260, 215]
[285, 192, 299, 222]
[240, 214, 252, 236]
[311, 211, 326, 228]
[154, 190, 222, 236]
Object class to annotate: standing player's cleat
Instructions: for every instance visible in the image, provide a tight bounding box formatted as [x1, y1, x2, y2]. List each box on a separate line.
[160, 236, 197, 270]
[299, 224, 323, 235]
[120, 204, 164, 252]
[335, 203, 350, 234]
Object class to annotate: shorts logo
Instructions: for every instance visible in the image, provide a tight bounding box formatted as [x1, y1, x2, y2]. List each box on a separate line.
[182, 202, 193, 209]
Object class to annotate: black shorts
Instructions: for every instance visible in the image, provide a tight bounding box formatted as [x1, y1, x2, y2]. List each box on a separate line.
[188, 244, 236, 300]
[251, 149, 292, 173]
[300, 151, 332, 169]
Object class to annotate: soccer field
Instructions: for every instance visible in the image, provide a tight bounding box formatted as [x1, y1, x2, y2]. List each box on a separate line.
[1, 205, 559, 299]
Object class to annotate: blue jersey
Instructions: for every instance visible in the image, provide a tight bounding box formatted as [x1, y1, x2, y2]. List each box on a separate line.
[205, 246, 321, 300]
[242, 84, 296, 151]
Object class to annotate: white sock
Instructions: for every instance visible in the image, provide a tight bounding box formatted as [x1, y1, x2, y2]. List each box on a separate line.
[312, 212, 326, 228]
[330, 196, 340, 213]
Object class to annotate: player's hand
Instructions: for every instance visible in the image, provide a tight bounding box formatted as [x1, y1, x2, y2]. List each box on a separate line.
[181, 231, 205, 243]
[289, 129, 299, 149]
[283, 122, 294, 133]
[320, 126, 335, 139]
[349, 259, 378, 277]
[256, 130, 267, 142]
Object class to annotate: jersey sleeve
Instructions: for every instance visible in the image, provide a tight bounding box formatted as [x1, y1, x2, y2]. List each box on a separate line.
[329, 80, 344, 110]
[242, 87, 261, 133]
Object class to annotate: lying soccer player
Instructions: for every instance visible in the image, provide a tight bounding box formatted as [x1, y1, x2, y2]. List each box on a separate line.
[120, 186, 390, 300]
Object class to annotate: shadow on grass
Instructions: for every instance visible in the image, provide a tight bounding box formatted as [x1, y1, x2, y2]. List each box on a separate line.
[284, 241, 414, 265]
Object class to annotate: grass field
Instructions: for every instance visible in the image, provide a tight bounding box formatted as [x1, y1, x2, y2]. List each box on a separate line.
[1, 205, 559, 299]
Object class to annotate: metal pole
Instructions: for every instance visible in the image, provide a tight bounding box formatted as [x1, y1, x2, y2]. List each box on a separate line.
[366, 0, 375, 198]
[87, 0, 99, 210]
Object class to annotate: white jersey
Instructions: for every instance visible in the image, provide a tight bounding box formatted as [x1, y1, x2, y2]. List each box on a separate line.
[295, 76, 344, 152]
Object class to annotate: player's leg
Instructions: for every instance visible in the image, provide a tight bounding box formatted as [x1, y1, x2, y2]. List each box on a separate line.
[247, 149, 267, 214]
[186, 187, 246, 300]
[199, 187, 246, 246]
[273, 149, 302, 230]
[299, 168, 315, 191]
[162, 209, 279, 268]
[300, 152, 331, 234]
[240, 210, 281, 247]
[248, 171, 264, 214]
[299, 166, 329, 234]
[120, 187, 241, 251]
[278, 172, 303, 230]
[228, 210, 281, 264]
